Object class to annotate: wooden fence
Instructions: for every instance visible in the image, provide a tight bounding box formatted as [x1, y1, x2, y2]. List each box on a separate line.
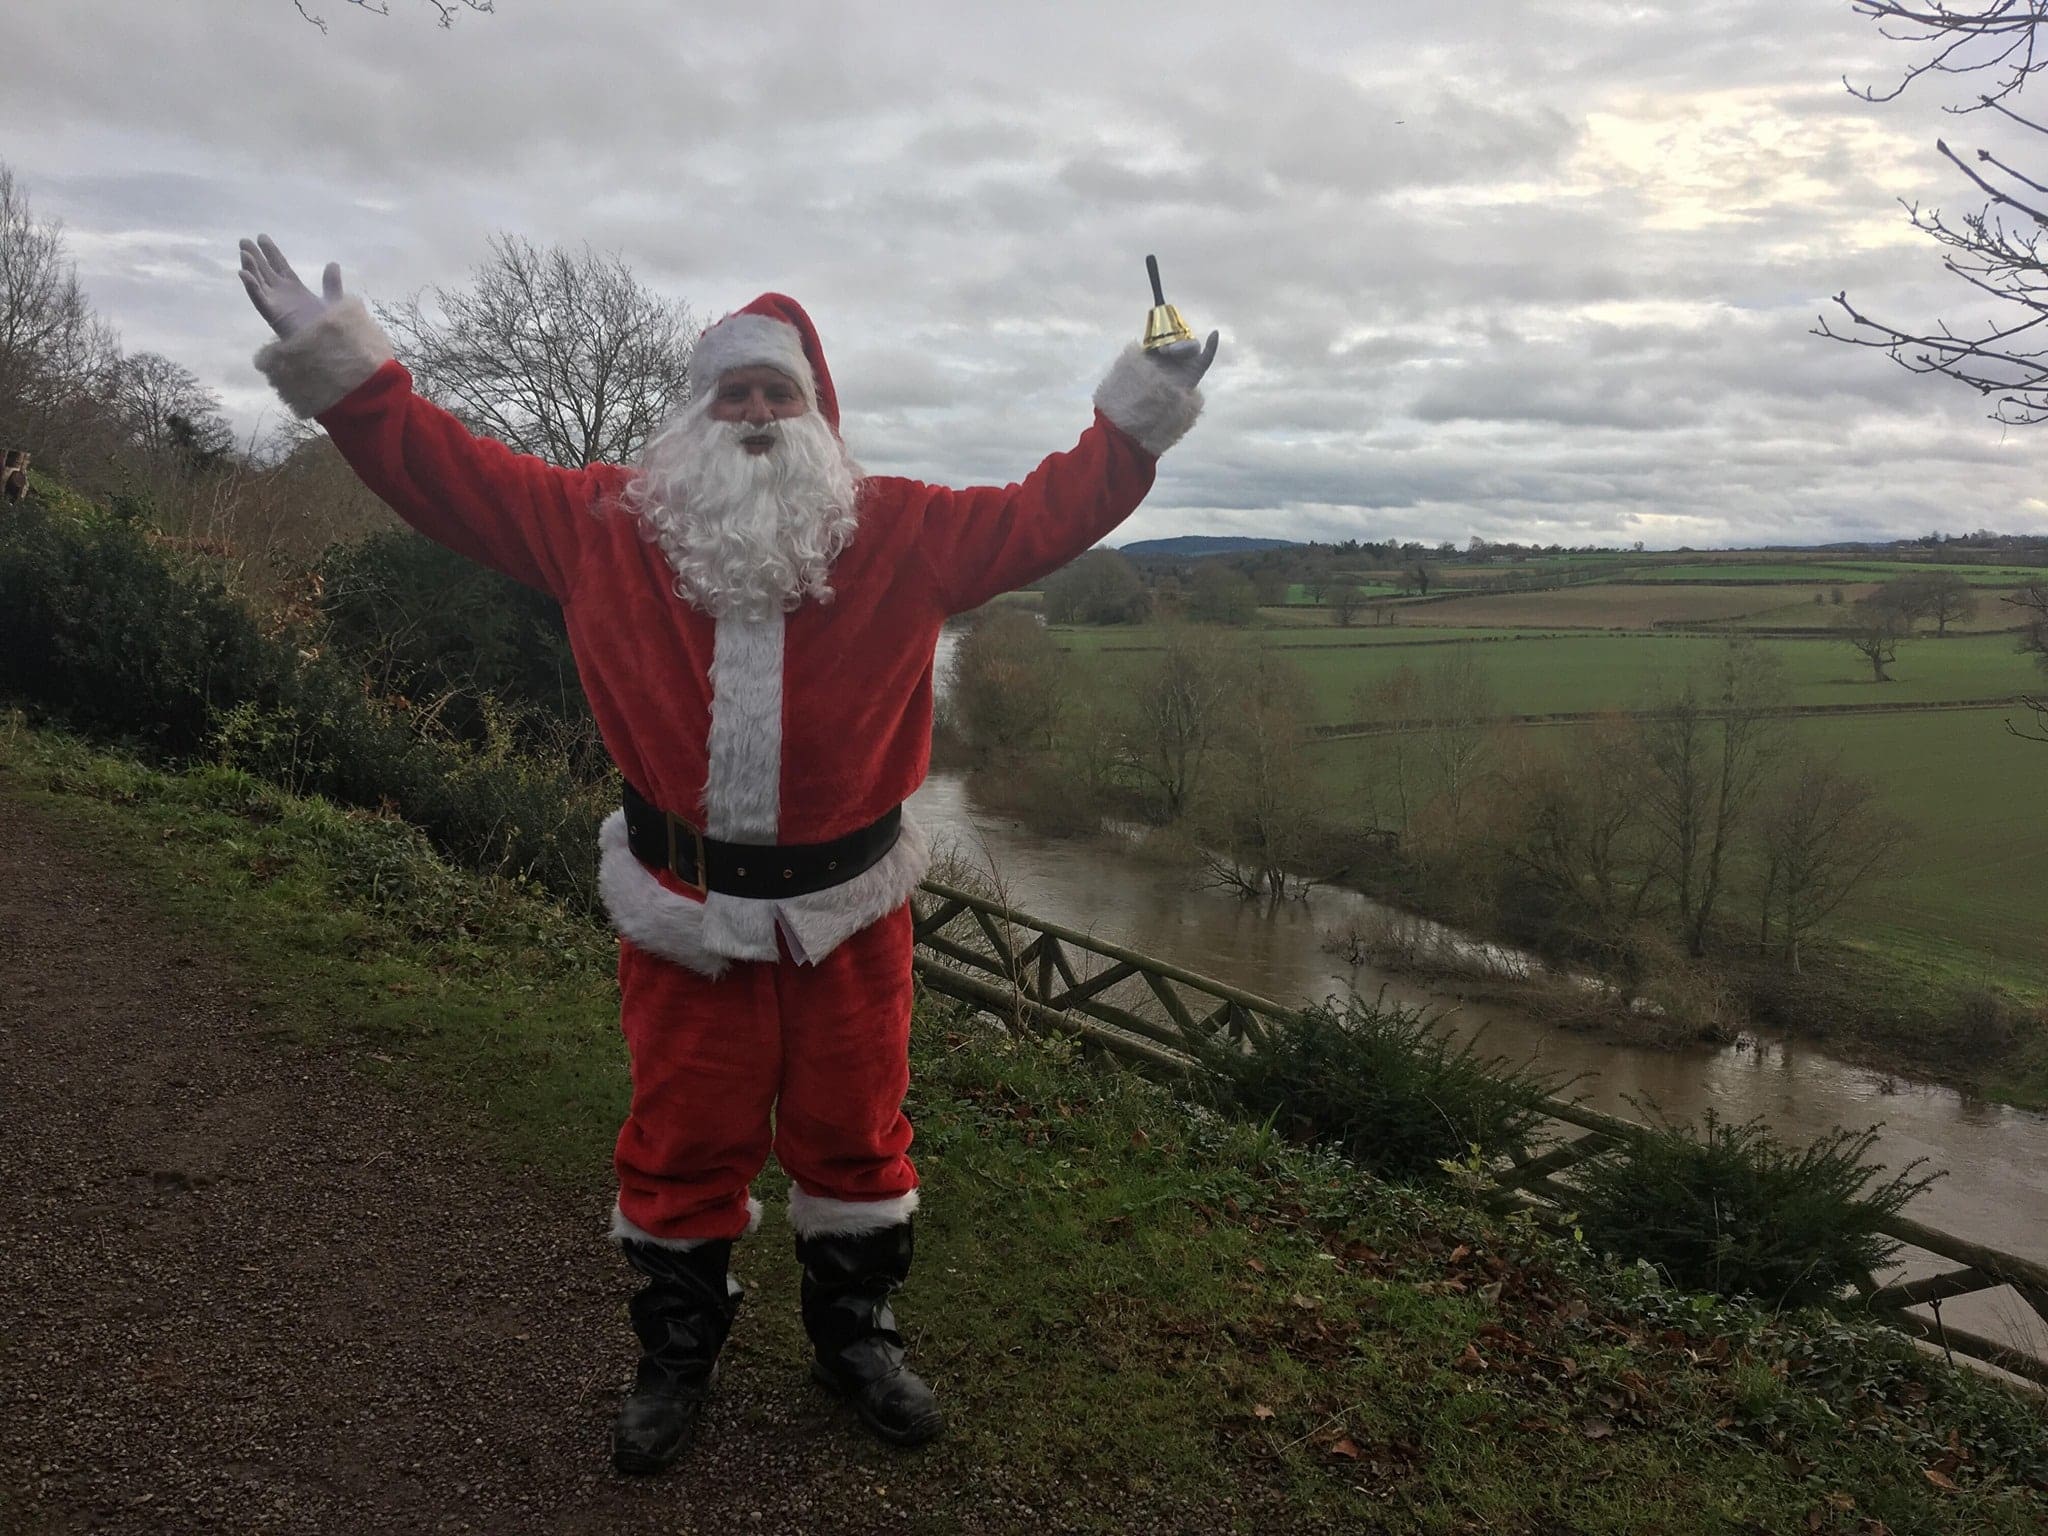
[911, 877, 2048, 1390]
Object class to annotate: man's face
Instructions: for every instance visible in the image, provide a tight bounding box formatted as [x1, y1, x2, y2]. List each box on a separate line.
[707, 365, 809, 455]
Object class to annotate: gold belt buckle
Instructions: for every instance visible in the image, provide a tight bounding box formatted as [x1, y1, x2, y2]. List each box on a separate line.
[665, 812, 708, 897]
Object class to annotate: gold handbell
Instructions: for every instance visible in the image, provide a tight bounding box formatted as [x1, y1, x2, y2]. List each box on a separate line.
[1141, 253, 1196, 351]
[1143, 302, 1195, 351]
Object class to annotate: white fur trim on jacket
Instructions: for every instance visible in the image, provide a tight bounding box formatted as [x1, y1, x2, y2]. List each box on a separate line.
[597, 810, 732, 978]
[253, 295, 396, 418]
[775, 813, 930, 962]
[704, 617, 784, 841]
[688, 313, 816, 404]
[610, 1196, 763, 1249]
[595, 806, 932, 978]
[1092, 343, 1204, 456]
[787, 1186, 919, 1238]
[696, 614, 789, 963]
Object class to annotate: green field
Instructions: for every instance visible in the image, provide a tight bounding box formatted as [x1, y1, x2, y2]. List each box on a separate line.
[1631, 561, 2045, 585]
[1075, 631, 2041, 725]
[1047, 623, 1535, 653]
[1306, 706, 2048, 993]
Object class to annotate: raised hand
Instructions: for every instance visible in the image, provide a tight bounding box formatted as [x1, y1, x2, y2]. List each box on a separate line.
[239, 234, 345, 340]
[1150, 329, 1220, 390]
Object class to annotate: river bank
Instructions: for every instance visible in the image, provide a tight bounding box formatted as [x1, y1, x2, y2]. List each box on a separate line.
[930, 736, 2048, 1116]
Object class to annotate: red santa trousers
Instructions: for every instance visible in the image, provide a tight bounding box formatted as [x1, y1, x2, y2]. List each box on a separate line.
[613, 903, 918, 1242]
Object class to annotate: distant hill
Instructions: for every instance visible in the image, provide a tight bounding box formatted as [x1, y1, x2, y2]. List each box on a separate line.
[1114, 535, 1301, 558]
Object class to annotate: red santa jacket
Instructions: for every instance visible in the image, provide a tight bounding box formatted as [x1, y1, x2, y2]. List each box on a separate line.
[257, 297, 1205, 975]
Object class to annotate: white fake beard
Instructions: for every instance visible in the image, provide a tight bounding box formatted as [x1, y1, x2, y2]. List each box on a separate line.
[624, 401, 861, 621]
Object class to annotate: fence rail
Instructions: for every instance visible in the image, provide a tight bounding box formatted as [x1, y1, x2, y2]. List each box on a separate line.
[911, 877, 2048, 1390]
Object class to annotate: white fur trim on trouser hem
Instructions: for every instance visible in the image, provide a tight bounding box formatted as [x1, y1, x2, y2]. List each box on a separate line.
[688, 313, 816, 404]
[610, 1197, 762, 1249]
[253, 295, 396, 418]
[787, 1187, 919, 1238]
[596, 807, 932, 976]
[1092, 342, 1203, 456]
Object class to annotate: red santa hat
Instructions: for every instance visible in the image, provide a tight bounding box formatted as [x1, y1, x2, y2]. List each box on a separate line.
[687, 293, 840, 433]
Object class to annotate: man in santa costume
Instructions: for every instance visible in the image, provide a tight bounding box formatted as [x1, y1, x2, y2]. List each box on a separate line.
[238, 234, 1217, 1471]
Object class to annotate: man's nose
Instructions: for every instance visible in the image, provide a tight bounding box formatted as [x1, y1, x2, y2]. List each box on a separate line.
[742, 391, 774, 424]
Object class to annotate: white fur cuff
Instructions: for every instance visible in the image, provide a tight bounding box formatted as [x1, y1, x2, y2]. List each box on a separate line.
[1093, 343, 1204, 456]
[253, 295, 396, 418]
[610, 1196, 763, 1248]
[787, 1186, 920, 1238]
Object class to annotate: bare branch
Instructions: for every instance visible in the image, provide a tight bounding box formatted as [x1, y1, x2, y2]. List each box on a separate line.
[1847, 1, 2048, 107]
[294, 0, 491, 29]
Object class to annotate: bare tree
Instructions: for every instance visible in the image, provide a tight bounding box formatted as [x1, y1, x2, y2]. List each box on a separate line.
[1839, 596, 1910, 680]
[1492, 718, 1666, 979]
[1330, 582, 1364, 626]
[1185, 561, 1258, 625]
[2008, 578, 2048, 737]
[1120, 624, 1240, 820]
[1893, 568, 1980, 633]
[1412, 647, 1498, 854]
[1753, 754, 1909, 974]
[942, 607, 1064, 756]
[1821, 3, 2048, 422]
[379, 235, 697, 466]
[1639, 639, 1787, 957]
[1195, 647, 1321, 900]
[1043, 548, 1149, 625]
[115, 351, 233, 467]
[293, 0, 493, 32]
[0, 164, 118, 454]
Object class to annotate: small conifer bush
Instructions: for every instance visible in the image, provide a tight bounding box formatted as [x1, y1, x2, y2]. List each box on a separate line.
[1193, 992, 1561, 1181]
[1570, 1109, 1933, 1307]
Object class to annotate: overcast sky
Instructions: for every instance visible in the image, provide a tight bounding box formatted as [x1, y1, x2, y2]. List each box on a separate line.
[10, 0, 2046, 549]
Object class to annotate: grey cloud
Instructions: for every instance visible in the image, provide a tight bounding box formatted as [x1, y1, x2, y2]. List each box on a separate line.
[8, 0, 2045, 552]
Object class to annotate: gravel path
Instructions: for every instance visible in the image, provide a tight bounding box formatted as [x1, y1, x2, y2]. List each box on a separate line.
[0, 799, 1002, 1535]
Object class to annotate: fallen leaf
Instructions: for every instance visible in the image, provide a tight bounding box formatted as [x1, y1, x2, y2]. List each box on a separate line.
[1580, 1417, 1614, 1441]
[1922, 1468, 1958, 1492]
[1448, 1244, 1472, 1265]
[1328, 1437, 1362, 1460]
[1244, 1257, 1266, 1275]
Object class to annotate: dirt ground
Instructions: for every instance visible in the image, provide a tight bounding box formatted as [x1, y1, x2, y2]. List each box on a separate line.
[0, 798, 1032, 1536]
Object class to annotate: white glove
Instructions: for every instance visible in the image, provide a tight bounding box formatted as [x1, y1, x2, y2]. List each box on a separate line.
[1150, 330, 1220, 390]
[239, 234, 345, 340]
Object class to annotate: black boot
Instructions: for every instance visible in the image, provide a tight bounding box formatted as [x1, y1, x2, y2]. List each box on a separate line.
[612, 1238, 741, 1475]
[796, 1221, 944, 1448]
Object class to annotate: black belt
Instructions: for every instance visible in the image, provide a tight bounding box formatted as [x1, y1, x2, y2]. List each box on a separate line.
[621, 780, 902, 899]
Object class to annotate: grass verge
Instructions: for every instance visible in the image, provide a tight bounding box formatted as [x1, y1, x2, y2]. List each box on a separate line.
[3, 716, 2044, 1535]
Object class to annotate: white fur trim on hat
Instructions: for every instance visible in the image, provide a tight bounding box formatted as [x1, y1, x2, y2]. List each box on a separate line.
[1093, 342, 1204, 456]
[253, 295, 396, 418]
[787, 1186, 920, 1238]
[610, 1197, 763, 1248]
[688, 313, 816, 403]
